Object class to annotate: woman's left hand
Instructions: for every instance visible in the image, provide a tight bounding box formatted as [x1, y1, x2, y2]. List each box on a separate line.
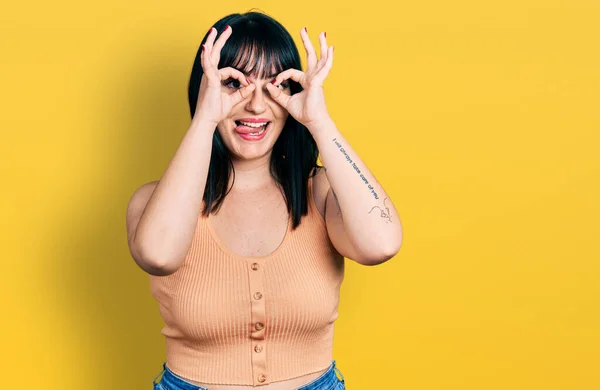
[266, 28, 334, 130]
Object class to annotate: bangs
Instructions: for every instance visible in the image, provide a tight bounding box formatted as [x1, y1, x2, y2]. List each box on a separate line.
[217, 24, 298, 80]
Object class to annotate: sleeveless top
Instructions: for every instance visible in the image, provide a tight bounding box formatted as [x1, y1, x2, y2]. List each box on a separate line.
[148, 176, 345, 386]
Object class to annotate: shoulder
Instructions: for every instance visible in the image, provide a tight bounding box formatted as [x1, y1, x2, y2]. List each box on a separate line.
[310, 167, 331, 219]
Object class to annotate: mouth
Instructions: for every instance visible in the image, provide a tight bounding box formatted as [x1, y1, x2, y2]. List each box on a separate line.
[234, 120, 272, 136]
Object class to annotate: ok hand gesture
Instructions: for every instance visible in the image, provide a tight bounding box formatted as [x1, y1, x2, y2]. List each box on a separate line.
[266, 28, 334, 130]
[195, 26, 256, 126]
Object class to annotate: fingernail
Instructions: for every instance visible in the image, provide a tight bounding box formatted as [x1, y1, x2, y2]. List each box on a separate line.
[208, 27, 213, 35]
[246, 78, 250, 84]
[304, 27, 307, 33]
[325, 32, 327, 38]
[225, 25, 230, 31]
[202, 44, 205, 51]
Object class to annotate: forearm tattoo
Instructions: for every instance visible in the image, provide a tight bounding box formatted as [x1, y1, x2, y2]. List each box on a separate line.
[368, 197, 392, 223]
[331, 137, 380, 200]
[323, 142, 393, 224]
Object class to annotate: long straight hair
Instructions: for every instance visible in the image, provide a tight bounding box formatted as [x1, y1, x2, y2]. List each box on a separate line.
[188, 11, 322, 230]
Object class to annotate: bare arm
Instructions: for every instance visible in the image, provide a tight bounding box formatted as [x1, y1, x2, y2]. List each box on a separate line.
[126, 118, 216, 275]
[126, 25, 254, 275]
[312, 119, 403, 265]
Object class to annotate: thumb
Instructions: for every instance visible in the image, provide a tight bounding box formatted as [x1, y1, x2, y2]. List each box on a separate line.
[230, 84, 256, 106]
[266, 83, 291, 108]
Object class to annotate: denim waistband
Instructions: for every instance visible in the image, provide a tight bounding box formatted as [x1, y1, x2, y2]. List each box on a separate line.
[153, 360, 345, 390]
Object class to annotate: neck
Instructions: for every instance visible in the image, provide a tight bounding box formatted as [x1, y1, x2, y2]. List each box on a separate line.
[229, 153, 275, 192]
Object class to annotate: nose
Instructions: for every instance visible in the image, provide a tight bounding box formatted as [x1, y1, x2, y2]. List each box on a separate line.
[245, 85, 267, 113]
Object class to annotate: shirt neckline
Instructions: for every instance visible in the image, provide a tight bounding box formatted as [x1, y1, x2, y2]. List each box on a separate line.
[204, 175, 318, 263]
[206, 206, 292, 263]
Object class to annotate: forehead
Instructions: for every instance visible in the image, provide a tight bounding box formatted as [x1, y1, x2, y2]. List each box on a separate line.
[229, 42, 282, 80]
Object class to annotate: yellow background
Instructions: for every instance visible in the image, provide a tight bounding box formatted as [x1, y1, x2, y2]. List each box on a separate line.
[1, 0, 598, 388]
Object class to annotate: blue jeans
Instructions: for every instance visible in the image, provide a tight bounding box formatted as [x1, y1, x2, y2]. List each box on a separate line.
[153, 360, 346, 390]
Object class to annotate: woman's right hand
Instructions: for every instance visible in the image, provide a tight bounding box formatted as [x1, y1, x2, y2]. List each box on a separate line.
[194, 25, 256, 126]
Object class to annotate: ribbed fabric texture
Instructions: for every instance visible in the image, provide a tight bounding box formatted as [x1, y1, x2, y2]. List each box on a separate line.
[149, 177, 345, 386]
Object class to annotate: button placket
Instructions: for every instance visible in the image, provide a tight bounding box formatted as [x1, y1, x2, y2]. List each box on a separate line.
[248, 259, 268, 385]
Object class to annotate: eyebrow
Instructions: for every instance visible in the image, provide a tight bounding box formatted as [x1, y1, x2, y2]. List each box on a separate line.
[234, 67, 278, 79]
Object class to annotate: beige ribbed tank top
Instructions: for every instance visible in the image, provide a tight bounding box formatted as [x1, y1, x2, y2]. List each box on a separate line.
[149, 176, 345, 386]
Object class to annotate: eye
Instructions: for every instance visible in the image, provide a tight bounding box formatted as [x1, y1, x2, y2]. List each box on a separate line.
[222, 78, 242, 89]
[277, 81, 290, 90]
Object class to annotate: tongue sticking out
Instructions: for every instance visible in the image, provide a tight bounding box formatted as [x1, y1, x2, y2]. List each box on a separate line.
[236, 122, 269, 133]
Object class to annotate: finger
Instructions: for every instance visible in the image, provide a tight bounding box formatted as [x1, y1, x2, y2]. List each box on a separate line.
[230, 83, 256, 106]
[201, 44, 214, 78]
[300, 27, 317, 70]
[266, 83, 291, 108]
[220, 66, 253, 105]
[273, 68, 305, 86]
[318, 32, 328, 69]
[219, 67, 250, 85]
[201, 44, 219, 83]
[314, 46, 334, 85]
[201, 28, 217, 76]
[211, 25, 232, 65]
[204, 27, 217, 52]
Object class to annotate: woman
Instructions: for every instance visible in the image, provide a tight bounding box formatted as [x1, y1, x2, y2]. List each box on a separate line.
[126, 11, 403, 390]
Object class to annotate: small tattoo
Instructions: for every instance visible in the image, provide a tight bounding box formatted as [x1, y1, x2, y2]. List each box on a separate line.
[368, 197, 392, 223]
